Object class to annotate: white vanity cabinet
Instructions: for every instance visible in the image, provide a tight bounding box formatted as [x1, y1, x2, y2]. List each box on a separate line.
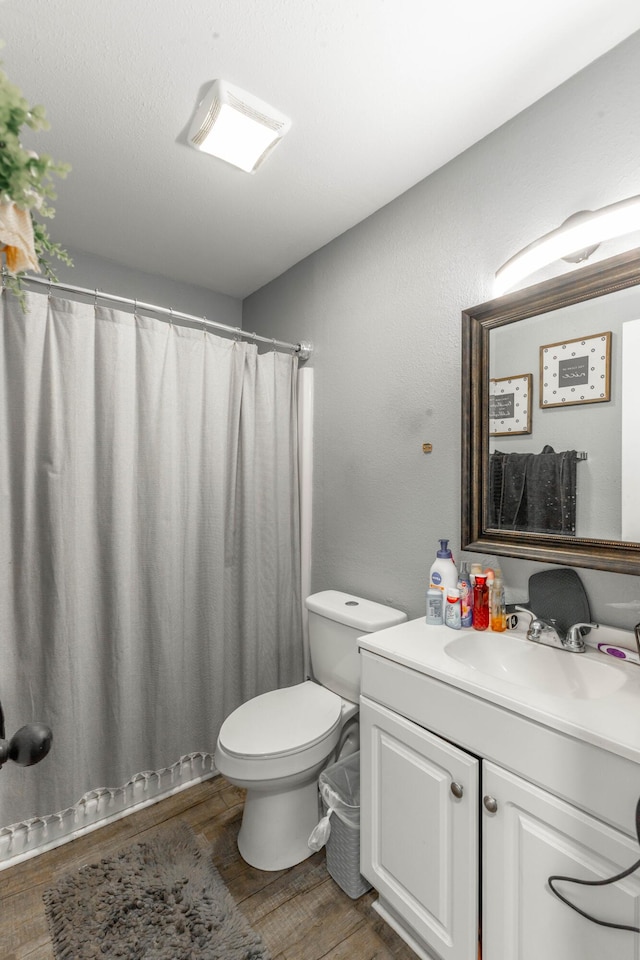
[360, 698, 479, 960]
[482, 762, 640, 960]
[359, 639, 640, 960]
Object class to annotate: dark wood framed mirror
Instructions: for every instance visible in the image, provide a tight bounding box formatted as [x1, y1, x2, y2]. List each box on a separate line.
[461, 246, 640, 575]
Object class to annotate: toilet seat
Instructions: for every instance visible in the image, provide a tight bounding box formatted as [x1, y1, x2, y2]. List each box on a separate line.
[218, 680, 342, 760]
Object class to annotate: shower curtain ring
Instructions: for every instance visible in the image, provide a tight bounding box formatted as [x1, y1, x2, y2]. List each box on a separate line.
[202, 316, 208, 336]
[94, 288, 99, 308]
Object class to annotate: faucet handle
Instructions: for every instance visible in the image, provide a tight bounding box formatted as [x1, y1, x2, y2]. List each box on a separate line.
[565, 622, 599, 651]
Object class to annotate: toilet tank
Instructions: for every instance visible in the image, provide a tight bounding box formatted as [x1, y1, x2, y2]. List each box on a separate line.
[305, 591, 407, 702]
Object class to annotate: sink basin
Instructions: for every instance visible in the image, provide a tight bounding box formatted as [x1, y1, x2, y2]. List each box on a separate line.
[444, 632, 627, 700]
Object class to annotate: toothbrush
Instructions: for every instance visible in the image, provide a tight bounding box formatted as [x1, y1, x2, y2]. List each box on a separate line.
[597, 643, 640, 664]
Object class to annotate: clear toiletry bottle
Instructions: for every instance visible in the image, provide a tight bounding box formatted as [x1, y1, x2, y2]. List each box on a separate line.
[484, 567, 494, 597]
[444, 587, 462, 630]
[426, 586, 443, 625]
[490, 577, 507, 632]
[457, 562, 473, 628]
[472, 575, 489, 631]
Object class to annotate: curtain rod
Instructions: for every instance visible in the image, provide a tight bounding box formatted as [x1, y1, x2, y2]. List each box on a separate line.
[7, 274, 313, 360]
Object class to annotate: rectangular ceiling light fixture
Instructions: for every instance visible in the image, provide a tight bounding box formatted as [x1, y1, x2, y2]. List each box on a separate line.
[188, 80, 291, 174]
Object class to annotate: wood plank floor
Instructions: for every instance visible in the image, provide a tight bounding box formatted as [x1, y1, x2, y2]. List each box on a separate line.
[0, 775, 417, 960]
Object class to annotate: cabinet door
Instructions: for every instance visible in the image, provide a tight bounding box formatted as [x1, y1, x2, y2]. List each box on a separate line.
[360, 697, 479, 960]
[483, 761, 640, 960]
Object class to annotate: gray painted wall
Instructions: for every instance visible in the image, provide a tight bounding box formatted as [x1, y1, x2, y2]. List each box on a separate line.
[243, 31, 640, 628]
[52, 247, 242, 329]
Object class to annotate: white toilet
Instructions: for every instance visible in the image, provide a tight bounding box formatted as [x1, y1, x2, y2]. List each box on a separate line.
[214, 590, 406, 871]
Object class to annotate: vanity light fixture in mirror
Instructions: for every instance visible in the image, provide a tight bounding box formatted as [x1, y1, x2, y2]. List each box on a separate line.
[461, 245, 640, 575]
[495, 194, 640, 295]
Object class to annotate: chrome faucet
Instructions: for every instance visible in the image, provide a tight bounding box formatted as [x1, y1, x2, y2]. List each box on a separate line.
[516, 607, 598, 653]
[526, 616, 564, 647]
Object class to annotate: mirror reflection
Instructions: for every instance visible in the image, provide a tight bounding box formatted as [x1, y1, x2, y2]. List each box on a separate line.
[488, 285, 639, 540]
[461, 247, 640, 574]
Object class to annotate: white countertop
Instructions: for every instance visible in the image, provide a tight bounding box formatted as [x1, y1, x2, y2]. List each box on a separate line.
[358, 618, 640, 766]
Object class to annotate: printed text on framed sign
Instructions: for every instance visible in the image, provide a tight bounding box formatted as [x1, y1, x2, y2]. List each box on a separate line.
[489, 374, 532, 436]
[540, 331, 611, 408]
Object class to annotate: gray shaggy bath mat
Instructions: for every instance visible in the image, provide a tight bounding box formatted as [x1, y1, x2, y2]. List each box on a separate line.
[43, 821, 270, 960]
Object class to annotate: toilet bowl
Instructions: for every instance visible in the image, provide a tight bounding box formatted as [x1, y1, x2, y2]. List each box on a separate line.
[216, 680, 357, 870]
[214, 591, 406, 871]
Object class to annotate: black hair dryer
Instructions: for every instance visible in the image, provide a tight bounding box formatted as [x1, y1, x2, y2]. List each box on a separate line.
[0, 699, 52, 769]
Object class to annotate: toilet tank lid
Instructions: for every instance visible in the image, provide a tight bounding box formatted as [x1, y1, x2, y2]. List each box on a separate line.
[305, 590, 407, 632]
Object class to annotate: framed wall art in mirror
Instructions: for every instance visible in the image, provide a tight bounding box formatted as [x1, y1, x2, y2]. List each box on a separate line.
[461, 245, 640, 575]
[490, 373, 532, 435]
[539, 331, 611, 408]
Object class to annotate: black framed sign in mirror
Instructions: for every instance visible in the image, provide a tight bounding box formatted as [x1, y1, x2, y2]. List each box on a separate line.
[461, 246, 640, 575]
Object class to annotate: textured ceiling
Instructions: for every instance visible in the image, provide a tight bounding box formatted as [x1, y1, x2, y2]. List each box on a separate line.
[2, 1, 640, 298]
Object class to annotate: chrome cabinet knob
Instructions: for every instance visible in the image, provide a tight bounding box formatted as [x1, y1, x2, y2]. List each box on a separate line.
[483, 795, 498, 813]
[451, 781, 464, 799]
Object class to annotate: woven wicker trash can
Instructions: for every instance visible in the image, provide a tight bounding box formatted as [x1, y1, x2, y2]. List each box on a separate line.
[310, 751, 372, 899]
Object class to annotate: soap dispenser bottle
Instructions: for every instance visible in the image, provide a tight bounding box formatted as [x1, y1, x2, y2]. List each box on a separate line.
[429, 539, 458, 600]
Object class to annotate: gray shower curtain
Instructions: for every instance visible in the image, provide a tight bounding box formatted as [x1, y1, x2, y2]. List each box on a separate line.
[0, 292, 303, 832]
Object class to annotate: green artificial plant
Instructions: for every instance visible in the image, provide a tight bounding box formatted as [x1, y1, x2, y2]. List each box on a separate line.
[0, 56, 72, 305]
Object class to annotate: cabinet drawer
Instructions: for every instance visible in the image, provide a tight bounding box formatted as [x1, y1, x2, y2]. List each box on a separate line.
[361, 650, 640, 838]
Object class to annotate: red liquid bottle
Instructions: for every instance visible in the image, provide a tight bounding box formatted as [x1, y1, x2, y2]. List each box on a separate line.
[472, 574, 489, 631]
